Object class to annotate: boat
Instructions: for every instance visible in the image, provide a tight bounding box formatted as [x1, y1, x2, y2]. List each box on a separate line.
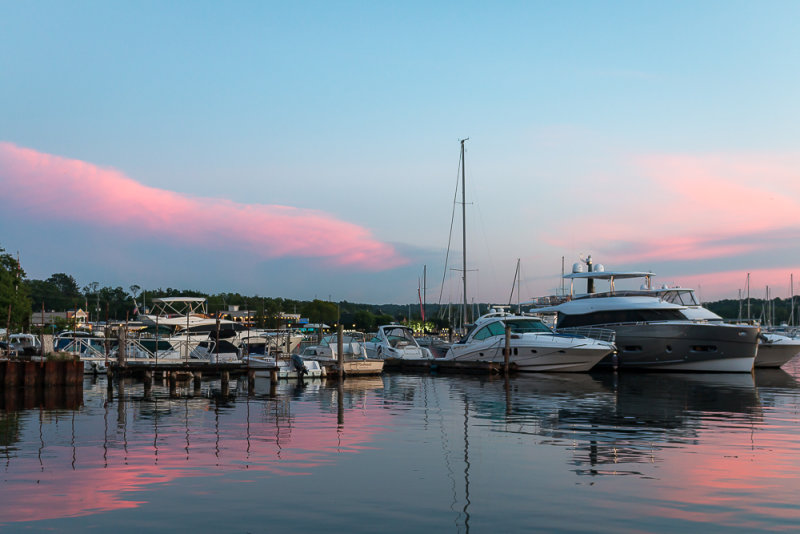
[443, 307, 615, 372]
[9, 333, 42, 357]
[534, 262, 760, 372]
[365, 325, 434, 361]
[301, 332, 384, 375]
[53, 331, 110, 373]
[243, 353, 324, 379]
[648, 286, 800, 368]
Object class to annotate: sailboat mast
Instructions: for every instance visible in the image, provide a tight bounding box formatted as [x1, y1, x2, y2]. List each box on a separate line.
[460, 138, 468, 328]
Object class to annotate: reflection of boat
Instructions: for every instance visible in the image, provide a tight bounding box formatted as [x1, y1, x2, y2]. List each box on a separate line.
[536, 264, 759, 372]
[365, 325, 433, 360]
[301, 332, 384, 376]
[444, 308, 615, 372]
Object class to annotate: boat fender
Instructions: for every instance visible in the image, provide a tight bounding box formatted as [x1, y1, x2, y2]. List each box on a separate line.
[377, 345, 382, 356]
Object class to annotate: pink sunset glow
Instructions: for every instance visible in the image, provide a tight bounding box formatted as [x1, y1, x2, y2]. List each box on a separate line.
[0, 142, 406, 270]
[0, 384, 390, 523]
[552, 152, 800, 264]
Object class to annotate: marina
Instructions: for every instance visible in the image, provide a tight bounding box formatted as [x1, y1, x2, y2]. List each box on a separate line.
[1, 363, 800, 532]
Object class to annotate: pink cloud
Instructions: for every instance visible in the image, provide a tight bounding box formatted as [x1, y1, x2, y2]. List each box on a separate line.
[549, 151, 800, 265]
[645, 266, 799, 302]
[0, 142, 407, 270]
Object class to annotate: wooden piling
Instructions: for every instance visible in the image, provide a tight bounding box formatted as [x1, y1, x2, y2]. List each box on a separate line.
[44, 360, 60, 386]
[23, 362, 38, 388]
[65, 360, 81, 385]
[248, 369, 255, 395]
[337, 324, 344, 380]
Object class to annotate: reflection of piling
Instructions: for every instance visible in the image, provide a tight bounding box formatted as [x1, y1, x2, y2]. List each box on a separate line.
[337, 380, 344, 426]
[504, 324, 511, 376]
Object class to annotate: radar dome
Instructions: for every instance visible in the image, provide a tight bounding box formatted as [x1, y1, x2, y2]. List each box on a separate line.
[572, 262, 584, 273]
[594, 264, 604, 272]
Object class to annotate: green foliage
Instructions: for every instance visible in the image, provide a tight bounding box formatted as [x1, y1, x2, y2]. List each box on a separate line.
[353, 310, 376, 331]
[0, 247, 32, 331]
[301, 299, 339, 325]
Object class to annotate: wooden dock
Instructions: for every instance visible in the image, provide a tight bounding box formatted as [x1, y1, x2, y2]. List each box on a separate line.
[383, 358, 517, 374]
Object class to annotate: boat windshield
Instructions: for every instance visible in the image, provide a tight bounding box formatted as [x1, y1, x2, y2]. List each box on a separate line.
[505, 319, 552, 333]
[658, 290, 699, 306]
[384, 327, 416, 347]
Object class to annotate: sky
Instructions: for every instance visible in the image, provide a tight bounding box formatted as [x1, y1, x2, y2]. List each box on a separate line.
[2, 1, 800, 305]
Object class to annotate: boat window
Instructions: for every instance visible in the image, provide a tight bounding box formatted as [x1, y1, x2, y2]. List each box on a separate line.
[385, 327, 416, 346]
[505, 319, 551, 334]
[472, 322, 505, 341]
[557, 308, 687, 328]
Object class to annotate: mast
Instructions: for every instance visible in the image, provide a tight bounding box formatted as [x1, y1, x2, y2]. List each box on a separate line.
[791, 274, 795, 327]
[460, 138, 468, 329]
[746, 273, 751, 322]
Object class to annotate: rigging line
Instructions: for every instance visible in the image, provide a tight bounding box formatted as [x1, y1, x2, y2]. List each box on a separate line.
[507, 260, 519, 307]
[438, 149, 465, 307]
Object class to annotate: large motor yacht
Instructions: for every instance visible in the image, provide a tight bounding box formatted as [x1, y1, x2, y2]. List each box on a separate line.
[534, 262, 759, 372]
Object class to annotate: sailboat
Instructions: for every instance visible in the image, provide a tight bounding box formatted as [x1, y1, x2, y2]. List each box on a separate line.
[440, 142, 615, 372]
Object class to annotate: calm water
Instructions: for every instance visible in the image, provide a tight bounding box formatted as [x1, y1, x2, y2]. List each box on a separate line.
[2, 362, 800, 533]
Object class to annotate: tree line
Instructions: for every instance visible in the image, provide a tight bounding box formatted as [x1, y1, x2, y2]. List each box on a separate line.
[0, 245, 452, 333]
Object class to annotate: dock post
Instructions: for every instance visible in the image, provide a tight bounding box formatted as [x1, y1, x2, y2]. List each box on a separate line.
[143, 370, 153, 395]
[220, 370, 229, 396]
[107, 367, 114, 395]
[270, 367, 278, 384]
[248, 369, 255, 395]
[337, 324, 344, 380]
[193, 371, 202, 393]
[168, 371, 177, 397]
[504, 324, 511, 376]
[117, 325, 126, 368]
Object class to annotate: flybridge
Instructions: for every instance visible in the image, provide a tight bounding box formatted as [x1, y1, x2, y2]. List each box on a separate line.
[564, 270, 655, 297]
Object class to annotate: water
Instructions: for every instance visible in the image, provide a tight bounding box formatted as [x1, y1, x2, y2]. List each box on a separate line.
[2, 362, 800, 533]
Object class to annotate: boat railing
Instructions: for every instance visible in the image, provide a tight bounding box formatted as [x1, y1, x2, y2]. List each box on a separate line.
[120, 338, 218, 363]
[556, 326, 616, 344]
[56, 337, 108, 358]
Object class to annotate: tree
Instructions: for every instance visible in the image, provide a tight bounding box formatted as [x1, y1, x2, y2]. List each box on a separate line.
[0, 247, 32, 332]
[353, 310, 376, 331]
[301, 299, 338, 325]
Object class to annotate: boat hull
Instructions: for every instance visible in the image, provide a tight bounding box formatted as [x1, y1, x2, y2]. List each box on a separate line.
[755, 336, 800, 368]
[597, 322, 758, 372]
[445, 336, 614, 373]
[313, 358, 384, 376]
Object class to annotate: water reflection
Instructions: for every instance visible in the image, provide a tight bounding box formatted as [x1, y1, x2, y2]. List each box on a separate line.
[1, 370, 800, 531]
[0, 375, 390, 524]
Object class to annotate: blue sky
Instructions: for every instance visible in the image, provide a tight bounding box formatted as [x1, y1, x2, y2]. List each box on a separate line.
[2, 1, 800, 304]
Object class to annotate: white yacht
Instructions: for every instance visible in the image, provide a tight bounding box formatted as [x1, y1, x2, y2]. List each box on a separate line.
[301, 332, 384, 375]
[444, 308, 615, 372]
[364, 325, 434, 361]
[535, 266, 759, 372]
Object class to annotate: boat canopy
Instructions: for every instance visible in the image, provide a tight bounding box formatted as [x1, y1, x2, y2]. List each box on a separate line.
[533, 295, 685, 315]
